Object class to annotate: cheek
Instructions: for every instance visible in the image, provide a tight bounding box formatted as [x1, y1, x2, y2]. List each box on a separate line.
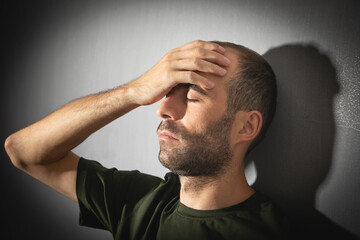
[181, 108, 208, 133]
[183, 102, 226, 132]
[184, 108, 207, 129]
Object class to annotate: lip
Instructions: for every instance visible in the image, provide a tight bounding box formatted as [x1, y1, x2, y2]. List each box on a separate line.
[157, 130, 179, 141]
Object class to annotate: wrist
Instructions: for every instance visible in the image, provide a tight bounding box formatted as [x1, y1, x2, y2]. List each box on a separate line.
[117, 82, 142, 108]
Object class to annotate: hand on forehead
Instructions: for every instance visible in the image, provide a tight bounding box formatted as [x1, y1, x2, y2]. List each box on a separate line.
[128, 40, 236, 106]
[194, 48, 237, 92]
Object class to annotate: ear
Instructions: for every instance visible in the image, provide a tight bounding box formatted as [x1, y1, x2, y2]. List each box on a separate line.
[234, 110, 263, 144]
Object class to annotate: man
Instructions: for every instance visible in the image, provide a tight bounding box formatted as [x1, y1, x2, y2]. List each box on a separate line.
[5, 40, 288, 239]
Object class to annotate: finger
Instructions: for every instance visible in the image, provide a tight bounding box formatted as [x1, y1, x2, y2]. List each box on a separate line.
[168, 47, 231, 67]
[174, 40, 226, 55]
[176, 71, 215, 89]
[172, 58, 227, 76]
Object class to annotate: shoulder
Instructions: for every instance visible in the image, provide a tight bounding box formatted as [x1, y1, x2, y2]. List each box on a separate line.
[77, 157, 180, 197]
[76, 157, 181, 234]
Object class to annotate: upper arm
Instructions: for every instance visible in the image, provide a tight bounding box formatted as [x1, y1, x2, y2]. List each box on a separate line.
[18, 152, 80, 202]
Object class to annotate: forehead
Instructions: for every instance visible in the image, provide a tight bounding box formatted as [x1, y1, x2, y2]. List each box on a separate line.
[198, 48, 238, 92]
[222, 47, 239, 75]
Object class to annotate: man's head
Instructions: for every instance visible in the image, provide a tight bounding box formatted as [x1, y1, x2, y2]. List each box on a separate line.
[156, 41, 277, 177]
[211, 41, 277, 153]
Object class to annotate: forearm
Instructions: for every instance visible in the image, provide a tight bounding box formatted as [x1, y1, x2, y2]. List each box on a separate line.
[5, 84, 138, 167]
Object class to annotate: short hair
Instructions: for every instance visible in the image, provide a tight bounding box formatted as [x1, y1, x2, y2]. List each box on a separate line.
[211, 41, 277, 154]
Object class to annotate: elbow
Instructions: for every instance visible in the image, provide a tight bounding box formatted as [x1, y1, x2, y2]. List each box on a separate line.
[4, 134, 27, 170]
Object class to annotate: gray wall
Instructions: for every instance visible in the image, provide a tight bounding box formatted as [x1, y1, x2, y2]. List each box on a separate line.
[1, 0, 359, 239]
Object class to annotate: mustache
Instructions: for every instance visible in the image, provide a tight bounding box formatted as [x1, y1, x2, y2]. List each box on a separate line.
[157, 120, 197, 142]
[157, 121, 194, 141]
[157, 121, 180, 134]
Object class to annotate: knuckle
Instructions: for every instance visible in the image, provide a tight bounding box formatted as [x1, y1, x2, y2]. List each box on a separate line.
[161, 55, 170, 63]
[193, 39, 203, 45]
[191, 39, 204, 48]
[194, 47, 205, 57]
[163, 53, 170, 59]
[161, 56, 169, 63]
[199, 47, 207, 57]
[210, 43, 219, 51]
[186, 71, 196, 81]
[163, 52, 173, 61]
[192, 58, 200, 67]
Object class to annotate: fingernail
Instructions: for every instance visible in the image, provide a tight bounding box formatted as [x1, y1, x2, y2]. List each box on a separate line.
[218, 68, 227, 75]
[207, 81, 215, 88]
[218, 45, 225, 53]
[224, 57, 231, 65]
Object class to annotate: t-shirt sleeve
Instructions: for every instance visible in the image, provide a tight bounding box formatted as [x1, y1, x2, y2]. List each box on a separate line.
[76, 157, 163, 233]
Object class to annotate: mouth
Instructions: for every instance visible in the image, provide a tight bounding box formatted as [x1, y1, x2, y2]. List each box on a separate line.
[157, 130, 179, 141]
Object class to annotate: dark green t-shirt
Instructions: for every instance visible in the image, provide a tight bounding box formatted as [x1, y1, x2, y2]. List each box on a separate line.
[76, 158, 288, 239]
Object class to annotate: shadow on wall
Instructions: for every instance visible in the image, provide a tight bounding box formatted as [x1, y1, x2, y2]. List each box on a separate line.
[248, 44, 358, 239]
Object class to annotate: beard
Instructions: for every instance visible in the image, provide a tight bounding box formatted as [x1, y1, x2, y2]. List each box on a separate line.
[157, 113, 234, 177]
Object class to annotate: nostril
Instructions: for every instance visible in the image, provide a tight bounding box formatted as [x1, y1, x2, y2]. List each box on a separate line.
[157, 105, 177, 120]
[156, 98, 175, 120]
[161, 113, 172, 119]
[156, 104, 164, 118]
[156, 105, 170, 120]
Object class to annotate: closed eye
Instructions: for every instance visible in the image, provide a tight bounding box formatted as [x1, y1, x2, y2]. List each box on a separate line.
[169, 84, 203, 103]
[186, 87, 201, 103]
[186, 97, 199, 103]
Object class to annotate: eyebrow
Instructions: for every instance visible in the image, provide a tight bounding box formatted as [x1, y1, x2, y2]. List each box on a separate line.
[188, 84, 208, 96]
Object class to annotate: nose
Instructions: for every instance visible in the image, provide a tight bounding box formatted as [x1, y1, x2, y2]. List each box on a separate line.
[156, 94, 185, 120]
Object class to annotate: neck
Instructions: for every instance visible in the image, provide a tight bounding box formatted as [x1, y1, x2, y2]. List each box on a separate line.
[179, 163, 255, 210]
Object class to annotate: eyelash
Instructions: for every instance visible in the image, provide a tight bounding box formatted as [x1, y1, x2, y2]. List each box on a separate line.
[186, 87, 199, 102]
[186, 98, 199, 103]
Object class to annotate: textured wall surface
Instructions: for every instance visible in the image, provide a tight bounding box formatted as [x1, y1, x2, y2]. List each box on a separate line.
[1, 0, 359, 239]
